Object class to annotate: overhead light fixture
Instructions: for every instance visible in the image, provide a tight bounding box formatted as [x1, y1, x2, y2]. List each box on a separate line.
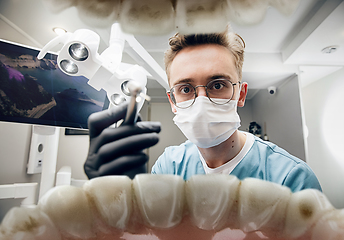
[68, 43, 89, 61]
[38, 23, 168, 112]
[321, 45, 339, 54]
[121, 80, 131, 96]
[110, 93, 126, 106]
[52, 27, 67, 35]
[60, 59, 78, 74]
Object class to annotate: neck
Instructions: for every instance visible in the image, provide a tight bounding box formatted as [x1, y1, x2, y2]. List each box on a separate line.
[198, 130, 246, 168]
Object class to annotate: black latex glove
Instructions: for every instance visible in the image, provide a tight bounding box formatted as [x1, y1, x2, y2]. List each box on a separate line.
[84, 103, 161, 179]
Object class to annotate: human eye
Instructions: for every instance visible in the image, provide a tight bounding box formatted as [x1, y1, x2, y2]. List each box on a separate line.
[208, 79, 229, 91]
[175, 84, 194, 95]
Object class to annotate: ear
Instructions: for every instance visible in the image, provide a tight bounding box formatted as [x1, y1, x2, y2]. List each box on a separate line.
[238, 82, 248, 107]
[167, 92, 177, 113]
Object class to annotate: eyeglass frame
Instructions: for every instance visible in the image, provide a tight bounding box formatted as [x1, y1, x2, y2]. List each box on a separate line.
[167, 78, 242, 109]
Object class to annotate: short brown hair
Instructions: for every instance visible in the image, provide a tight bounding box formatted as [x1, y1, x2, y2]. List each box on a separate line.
[164, 28, 245, 84]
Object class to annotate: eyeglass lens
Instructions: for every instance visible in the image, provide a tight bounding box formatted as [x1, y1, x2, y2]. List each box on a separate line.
[170, 79, 235, 108]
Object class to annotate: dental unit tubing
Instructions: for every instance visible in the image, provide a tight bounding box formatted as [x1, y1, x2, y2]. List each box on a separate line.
[109, 23, 126, 48]
[0, 183, 38, 207]
[99, 23, 126, 73]
[107, 22, 169, 91]
[124, 33, 169, 90]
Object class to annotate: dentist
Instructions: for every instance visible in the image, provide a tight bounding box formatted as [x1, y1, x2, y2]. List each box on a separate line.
[84, 28, 322, 192]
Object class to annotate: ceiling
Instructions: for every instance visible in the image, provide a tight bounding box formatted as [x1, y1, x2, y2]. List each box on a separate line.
[0, 0, 343, 100]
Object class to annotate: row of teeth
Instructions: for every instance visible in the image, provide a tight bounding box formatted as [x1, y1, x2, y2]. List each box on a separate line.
[1, 174, 343, 239]
[42, 0, 300, 34]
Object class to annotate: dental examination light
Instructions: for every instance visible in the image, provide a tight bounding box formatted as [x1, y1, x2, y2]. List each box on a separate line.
[37, 23, 168, 113]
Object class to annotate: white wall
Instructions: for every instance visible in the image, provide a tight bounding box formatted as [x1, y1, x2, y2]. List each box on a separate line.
[0, 122, 36, 184]
[143, 101, 187, 172]
[301, 67, 344, 209]
[55, 129, 89, 180]
[0, 122, 40, 220]
[249, 76, 306, 160]
[237, 98, 253, 133]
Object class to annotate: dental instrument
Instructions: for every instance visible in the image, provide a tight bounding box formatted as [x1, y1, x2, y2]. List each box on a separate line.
[123, 80, 151, 126]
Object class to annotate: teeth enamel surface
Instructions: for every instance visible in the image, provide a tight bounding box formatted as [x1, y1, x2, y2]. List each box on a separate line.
[238, 178, 292, 234]
[175, 0, 229, 34]
[41, 0, 76, 13]
[0, 207, 61, 240]
[83, 176, 132, 229]
[119, 0, 175, 35]
[312, 209, 344, 240]
[133, 174, 185, 228]
[284, 188, 335, 238]
[42, 0, 301, 33]
[77, 0, 121, 28]
[226, 0, 269, 25]
[186, 174, 240, 230]
[269, 0, 301, 16]
[1, 174, 343, 239]
[38, 185, 94, 239]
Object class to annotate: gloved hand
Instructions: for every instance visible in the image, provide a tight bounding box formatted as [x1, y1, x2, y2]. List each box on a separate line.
[84, 103, 161, 179]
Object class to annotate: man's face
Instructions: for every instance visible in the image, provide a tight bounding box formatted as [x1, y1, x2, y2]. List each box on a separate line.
[167, 44, 247, 113]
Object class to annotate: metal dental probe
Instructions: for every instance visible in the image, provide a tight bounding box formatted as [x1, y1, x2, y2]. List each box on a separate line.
[123, 81, 151, 125]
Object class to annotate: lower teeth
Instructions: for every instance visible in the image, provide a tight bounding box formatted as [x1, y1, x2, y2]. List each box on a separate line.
[38, 185, 94, 239]
[0, 207, 61, 240]
[1, 174, 342, 240]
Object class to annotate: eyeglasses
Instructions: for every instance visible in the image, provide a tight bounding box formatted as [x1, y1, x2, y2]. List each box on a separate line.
[168, 79, 241, 109]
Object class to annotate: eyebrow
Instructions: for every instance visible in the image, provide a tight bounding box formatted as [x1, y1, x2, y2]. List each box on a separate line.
[173, 78, 193, 86]
[172, 74, 234, 87]
[209, 74, 233, 81]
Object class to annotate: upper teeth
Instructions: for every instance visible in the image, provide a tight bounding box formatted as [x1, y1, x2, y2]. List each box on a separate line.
[0, 174, 342, 239]
[119, 0, 175, 35]
[42, 0, 301, 34]
[175, 0, 230, 34]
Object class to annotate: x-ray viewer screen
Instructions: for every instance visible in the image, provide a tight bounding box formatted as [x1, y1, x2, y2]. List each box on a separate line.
[0, 39, 108, 129]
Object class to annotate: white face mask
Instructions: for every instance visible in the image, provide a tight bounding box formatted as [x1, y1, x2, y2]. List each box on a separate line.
[173, 96, 241, 148]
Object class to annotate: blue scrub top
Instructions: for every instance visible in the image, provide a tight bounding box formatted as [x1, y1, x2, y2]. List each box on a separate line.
[151, 134, 322, 193]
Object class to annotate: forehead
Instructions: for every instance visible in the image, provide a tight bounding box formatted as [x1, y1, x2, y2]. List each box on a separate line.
[169, 44, 238, 86]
